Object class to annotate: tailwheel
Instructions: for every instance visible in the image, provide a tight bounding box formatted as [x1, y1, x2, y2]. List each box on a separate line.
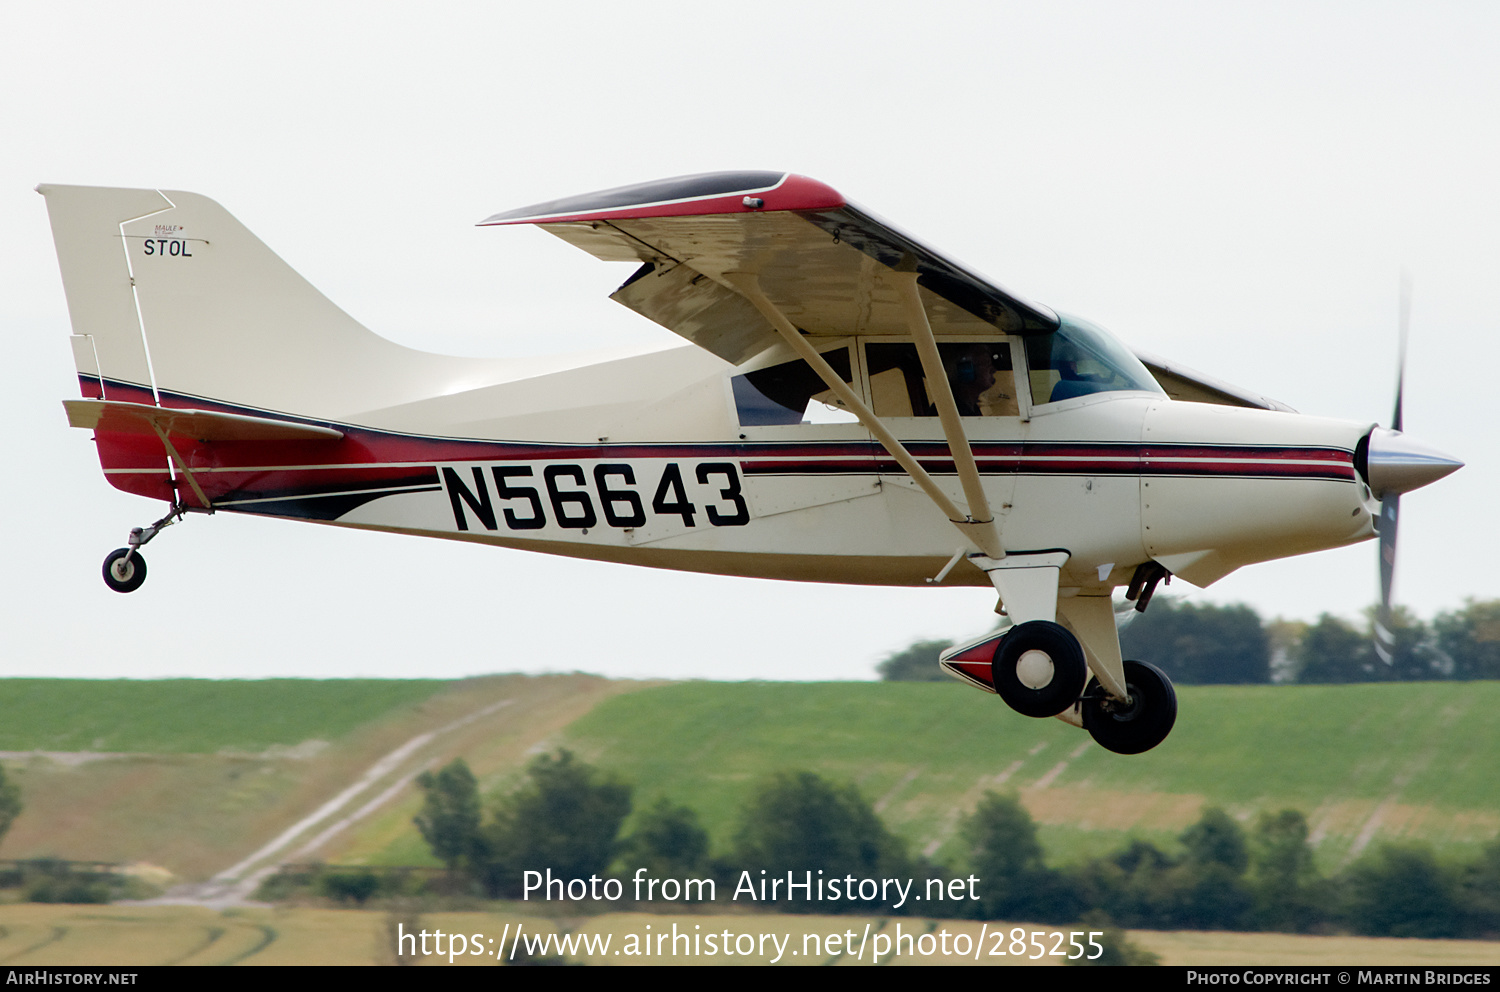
[102, 548, 147, 593]
[98, 503, 187, 593]
[991, 620, 1088, 718]
[1081, 659, 1177, 754]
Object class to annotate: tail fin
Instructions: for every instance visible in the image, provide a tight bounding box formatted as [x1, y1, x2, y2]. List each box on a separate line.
[38, 185, 467, 422]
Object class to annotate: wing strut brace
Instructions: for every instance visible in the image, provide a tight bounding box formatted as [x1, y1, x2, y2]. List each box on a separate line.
[724, 271, 1005, 561]
[150, 422, 213, 511]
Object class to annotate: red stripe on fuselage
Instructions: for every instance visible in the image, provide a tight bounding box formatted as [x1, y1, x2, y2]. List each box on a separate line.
[87, 384, 1357, 511]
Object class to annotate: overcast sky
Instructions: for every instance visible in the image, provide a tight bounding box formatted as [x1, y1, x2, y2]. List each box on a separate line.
[2, 1, 1494, 680]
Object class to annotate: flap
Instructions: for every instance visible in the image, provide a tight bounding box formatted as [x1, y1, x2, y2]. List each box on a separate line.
[609, 262, 774, 366]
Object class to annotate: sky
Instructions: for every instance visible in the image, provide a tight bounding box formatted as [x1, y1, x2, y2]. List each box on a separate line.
[1, 1, 1494, 681]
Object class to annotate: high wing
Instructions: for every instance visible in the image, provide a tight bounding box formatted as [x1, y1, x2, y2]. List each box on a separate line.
[483, 172, 1293, 414]
[480, 171, 1058, 365]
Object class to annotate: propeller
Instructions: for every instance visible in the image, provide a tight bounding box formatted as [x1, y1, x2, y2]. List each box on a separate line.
[1372, 275, 1409, 664]
[1366, 274, 1462, 664]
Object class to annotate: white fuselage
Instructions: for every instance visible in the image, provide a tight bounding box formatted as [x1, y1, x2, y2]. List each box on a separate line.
[302, 343, 1377, 597]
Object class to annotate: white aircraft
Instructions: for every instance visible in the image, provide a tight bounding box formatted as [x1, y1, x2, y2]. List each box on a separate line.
[38, 173, 1461, 754]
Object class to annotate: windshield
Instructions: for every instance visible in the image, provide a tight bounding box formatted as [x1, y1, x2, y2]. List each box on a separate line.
[1024, 314, 1164, 404]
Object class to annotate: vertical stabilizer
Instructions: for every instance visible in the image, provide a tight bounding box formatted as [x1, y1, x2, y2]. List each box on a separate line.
[38, 185, 476, 422]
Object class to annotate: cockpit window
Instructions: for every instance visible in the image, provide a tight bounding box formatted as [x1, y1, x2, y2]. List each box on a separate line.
[865, 341, 1018, 417]
[732, 348, 853, 426]
[1024, 314, 1164, 404]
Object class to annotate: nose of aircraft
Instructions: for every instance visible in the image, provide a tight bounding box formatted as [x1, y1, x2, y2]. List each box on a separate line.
[1361, 427, 1464, 497]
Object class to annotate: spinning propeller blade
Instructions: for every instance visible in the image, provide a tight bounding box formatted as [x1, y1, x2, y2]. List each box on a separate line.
[1373, 276, 1409, 664]
[1374, 494, 1400, 663]
[1365, 274, 1469, 664]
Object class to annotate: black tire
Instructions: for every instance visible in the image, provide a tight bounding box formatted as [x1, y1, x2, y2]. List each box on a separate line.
[1081, 659, 1176, 754]
[102, 548, 147, 593]
[991, 620, 1088, 718]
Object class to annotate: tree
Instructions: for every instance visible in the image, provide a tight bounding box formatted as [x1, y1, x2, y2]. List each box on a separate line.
[1343, 842, 1462, 938]
[321, 869, 380, 905]
[1365, 605, 1442, 681]
[963, 791, 1078, 922]
[483, 750, 631, 897]
[1167, 807, 1252, 930]
[1434, 599, 1500, 680]
[624, 798, 710, 880]
[1119, 598, 1270, 684]
[1459, 837, 1500, 937]
[1072, 838, 1175, 929]
[733, 770, 912, 912]
[1294, 609, 1441, 682]
[1078, 809, 1252, 930]
[876, 639, 953, 681]
[1180, 807, 1249, 874]
[0, 764, 20, 850]
[1248, 809, 1328, 932]
[1294, 613, 1381, 683]
[0, 762, 19, 846]
[414, 759, 484, 873]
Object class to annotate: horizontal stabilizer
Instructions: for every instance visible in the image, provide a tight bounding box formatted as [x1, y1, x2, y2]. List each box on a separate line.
[64, 400, 344, 442]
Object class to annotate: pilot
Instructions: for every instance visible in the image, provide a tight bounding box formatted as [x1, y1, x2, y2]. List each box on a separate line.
[1048, 355, 1117, 402]
[944, 344, 997, 416]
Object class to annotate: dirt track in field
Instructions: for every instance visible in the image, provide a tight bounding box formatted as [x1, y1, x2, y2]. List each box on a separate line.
[0, 674, 655, 890]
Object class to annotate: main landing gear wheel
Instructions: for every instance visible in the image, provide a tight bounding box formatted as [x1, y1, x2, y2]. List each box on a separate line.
[102, 549, 147, 594]
[1081, 659, 1177, 755]
[991, 620, 1088, 718]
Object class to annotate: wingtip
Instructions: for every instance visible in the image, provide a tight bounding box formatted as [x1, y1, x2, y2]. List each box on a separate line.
[478, 171, 844, 227]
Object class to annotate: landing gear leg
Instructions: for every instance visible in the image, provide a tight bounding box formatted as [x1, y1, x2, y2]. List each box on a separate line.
[101, 504, 186, 594]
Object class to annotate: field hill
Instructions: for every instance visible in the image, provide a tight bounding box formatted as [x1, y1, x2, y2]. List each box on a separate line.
[0, 674, 649, 883]
[0, 677, 1496, 885]
[547, 680, 1500, 869]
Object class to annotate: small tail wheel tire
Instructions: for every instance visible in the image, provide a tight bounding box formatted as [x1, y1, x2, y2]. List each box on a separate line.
[1081, 659, 1177, 754]
[991, 620, 1088, 718]
[102, 548, 147, 593]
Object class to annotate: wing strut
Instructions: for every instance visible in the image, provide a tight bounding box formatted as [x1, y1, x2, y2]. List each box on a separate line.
[724, 272, 1005, 560]
[891, 268, 1003, 555]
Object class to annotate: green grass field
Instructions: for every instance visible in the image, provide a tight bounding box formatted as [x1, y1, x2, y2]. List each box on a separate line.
[0, 678, 447, 753]
[554, 680, 1500, 868]
[0, 676, 1495, 881]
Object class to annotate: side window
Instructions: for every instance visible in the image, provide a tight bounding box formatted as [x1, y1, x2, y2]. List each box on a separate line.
[864, 342, 1017, 417]
[732, 348, 853, 426]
